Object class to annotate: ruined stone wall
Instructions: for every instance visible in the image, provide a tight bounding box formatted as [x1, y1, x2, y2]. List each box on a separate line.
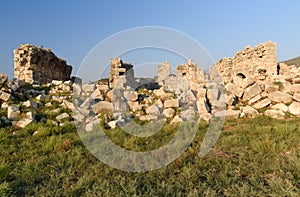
[176, 59, 205, 85]
[108, 58, 134, 88]
[157, 61, 170, 86]
[14, 44, 72, 84]
[157, 59, 205, 92]
[211, 41, 277, 83]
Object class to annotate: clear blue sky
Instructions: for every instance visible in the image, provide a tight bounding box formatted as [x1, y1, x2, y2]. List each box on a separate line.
[1, 0, 300, 79]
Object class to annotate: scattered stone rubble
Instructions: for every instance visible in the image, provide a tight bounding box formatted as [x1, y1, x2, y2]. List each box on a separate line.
[1, 41, 300, 132]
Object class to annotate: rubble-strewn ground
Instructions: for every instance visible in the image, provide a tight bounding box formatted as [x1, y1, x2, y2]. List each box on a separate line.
[0, 41, 300, 195]
[0, 116, 299, 196]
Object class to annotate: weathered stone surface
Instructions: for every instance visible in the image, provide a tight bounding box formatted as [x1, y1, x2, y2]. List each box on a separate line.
[163, 108, 175, 118]
[211, 100, 227, 109]
[243, 83, 261, 100]
[26, 111, 35, 120]
[153, 99, 163, 109]
[170, 115, 183, 124]
[225, 83, 244, 98]
[157, 61, 171, 86]
[180, 108, 197, 121]
[164, 99, 179, 108]
[128, 101, 140, 111]
[291, 84, 300, 93]
[124, 91, 138, 101]
[106, 90, 114, 101]
[0, 91, 11, 102]
[7, 106, 20, 120]
[1, 102, 8, 109]
[288, 102, 300, 115]
[196, 88, 206, 99]
[242, 106, 259, 118]
[146, 104, 160, 116]
[61, 84, 71, 92]
[268, 91, 292, 104]
[225, 109, 240, 119]
[97, 84, 109, 91]
[186, 90, 197, 101]
[241, 77, 255, 89]
[72, 83, 82, 96]
[207, 89, 219, 101]
[109, 58, 134, 88]
[22, 100, 38, 108]
[91, 88, 104, 100]
[281, 81, 292, 93]
[14, 44, 72, 84]
[63, 100, 75, 111]
[264, 109, 285, 118]
[200, 113, 212, 122]
[265, 82, 279, 93]
[271, 103, 288, 112]
[52, 80, 63, 86]
[138, 115, 151, 122]
[0, 72, 8, 87]
[293, 93, 300, 102]
[56, 113, 69, 122]
[82, 83, 96, 94]
[108, 120, 118, 129]
[91, 101, 114, 114]
[214, 110, 226, 118]
[248, 94, 262, 105]
[196, 98, 210, 114]
[13, 118, 32, 128]
[52, 96, 63, 103]
[36, 94, 50, 102]
[253, 98, 271, 110]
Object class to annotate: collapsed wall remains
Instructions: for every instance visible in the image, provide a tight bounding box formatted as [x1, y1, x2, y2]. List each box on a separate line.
[14, 44, 72, 84]
[108, 58, 135, 88]
[210, 41, 277, 82]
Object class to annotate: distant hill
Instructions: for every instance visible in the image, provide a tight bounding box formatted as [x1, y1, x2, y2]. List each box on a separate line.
[281, 56, 300, 67]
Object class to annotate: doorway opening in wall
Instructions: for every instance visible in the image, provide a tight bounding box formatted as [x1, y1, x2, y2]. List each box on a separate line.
[236, 73, 246, 79]
[182, 73, 187, 76]
[277, 64, 280, 75]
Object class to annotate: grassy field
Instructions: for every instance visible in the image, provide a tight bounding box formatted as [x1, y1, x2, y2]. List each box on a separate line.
[0, 116, 299, 196]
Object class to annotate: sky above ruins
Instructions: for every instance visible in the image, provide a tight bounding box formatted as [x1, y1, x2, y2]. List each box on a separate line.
[1, 0, 300, 80]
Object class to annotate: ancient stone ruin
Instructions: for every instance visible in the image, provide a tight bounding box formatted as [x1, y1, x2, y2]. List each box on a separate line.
[108, 57, 135, 88]
[1, 41, 300, 131]
[14, 44, 72, 84]
[210, 41, 277, 82]
[157, 59, 205, 93]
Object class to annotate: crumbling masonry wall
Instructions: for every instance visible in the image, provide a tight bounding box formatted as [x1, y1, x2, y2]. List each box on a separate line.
[157, 59, 205, 92]
[210, 41, 277, 82]
[109, 58, 134, 88]
[176, 59, 205, 85]
[157, 61, 171, 86]
[14, 44, 72, 84]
